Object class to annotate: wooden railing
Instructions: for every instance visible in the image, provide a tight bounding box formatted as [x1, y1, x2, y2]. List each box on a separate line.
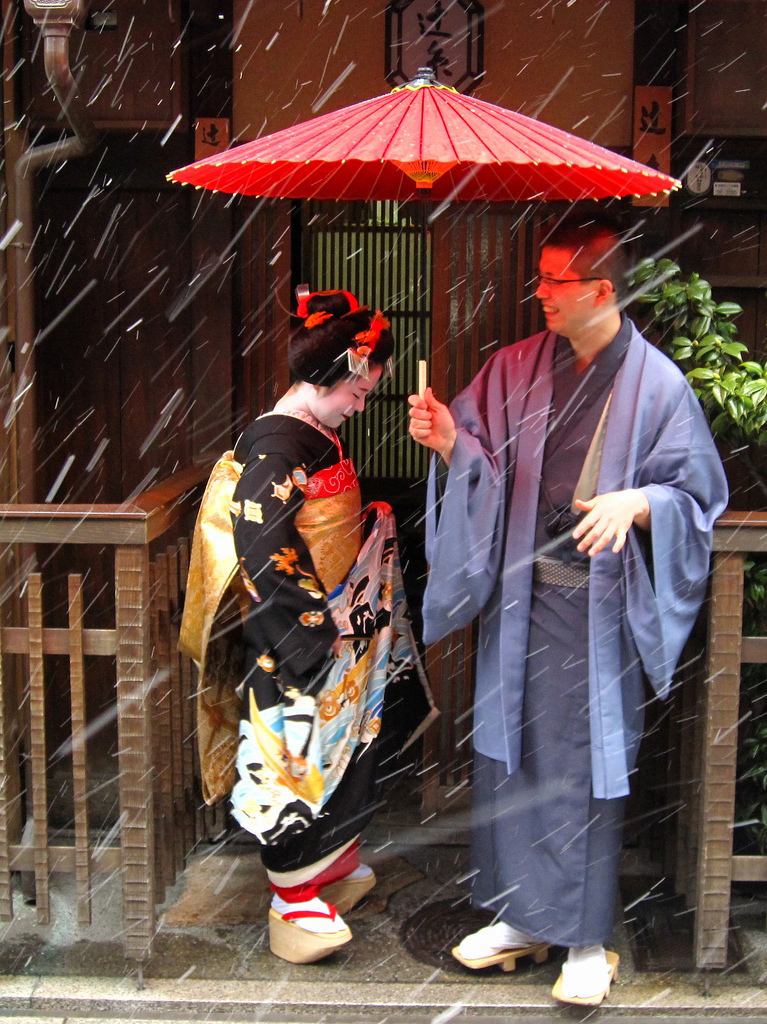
[0, 464, 216, 963]
[0, 479, 762, 971]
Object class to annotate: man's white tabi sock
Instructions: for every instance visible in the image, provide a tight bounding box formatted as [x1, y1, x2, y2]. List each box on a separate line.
[561, 944, 610, 998]
[457, 921, 537, 959]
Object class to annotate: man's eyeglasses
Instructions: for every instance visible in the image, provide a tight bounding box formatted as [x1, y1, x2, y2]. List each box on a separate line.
[535, 275, 603, 288]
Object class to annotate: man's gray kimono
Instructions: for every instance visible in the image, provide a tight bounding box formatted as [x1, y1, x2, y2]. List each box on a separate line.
[422, 322, 728, 945]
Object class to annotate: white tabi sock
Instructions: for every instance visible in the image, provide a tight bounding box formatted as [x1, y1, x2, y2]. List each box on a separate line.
[560, 944, 610, 998]
[457, 921, 537, 959]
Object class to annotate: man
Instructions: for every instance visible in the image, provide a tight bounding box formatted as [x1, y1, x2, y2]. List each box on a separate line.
[408, 215, 728, 1006]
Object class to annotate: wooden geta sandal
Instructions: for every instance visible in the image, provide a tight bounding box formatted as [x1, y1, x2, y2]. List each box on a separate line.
[452, 941, 551, 972]
[551, 950, 619, 1005]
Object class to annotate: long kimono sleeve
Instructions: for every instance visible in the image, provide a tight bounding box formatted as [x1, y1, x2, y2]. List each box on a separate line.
[232, 451, 338, 692]
[625, 387, 728, 697]
[422, 366, 509, 644]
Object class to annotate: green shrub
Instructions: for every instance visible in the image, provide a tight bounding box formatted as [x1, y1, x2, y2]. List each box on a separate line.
[631, 257, 767, 857]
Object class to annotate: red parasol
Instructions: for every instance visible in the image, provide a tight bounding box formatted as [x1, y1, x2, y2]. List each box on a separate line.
[169, 69, 679, 203]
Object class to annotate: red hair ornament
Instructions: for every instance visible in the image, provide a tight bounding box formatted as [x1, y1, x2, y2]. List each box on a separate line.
[295, 285, 360, 319]
[304, 311, 333, 329]
[347, 311, 391, 378]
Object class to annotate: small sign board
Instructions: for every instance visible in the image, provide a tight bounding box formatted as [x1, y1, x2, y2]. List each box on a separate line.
[686, 161, 712, 196]
[386, 0, 484, 93]
[713, 181, 742, 197]
[195, 118, 231, 161]
[632, 86, 672, 208]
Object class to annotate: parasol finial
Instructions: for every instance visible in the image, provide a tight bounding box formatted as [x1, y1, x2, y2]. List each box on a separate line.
[410, 67, 439, 87]
[392, 67, 455, 94]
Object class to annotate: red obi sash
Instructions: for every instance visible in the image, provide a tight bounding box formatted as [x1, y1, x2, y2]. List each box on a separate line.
[304, 457, 358, 500]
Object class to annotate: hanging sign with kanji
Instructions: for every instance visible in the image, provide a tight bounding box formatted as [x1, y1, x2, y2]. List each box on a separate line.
[632, 86, 672, 208]
[195, 118, 231, 161]
[386, 0, 484, 94]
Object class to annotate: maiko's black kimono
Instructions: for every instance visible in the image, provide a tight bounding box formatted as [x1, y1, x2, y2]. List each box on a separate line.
[228, 415, 433, 870]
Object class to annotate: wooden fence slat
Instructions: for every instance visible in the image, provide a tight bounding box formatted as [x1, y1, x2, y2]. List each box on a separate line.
[9, 843, 120, 873]
[28, 573, 50, 925]
[1, 626, 116, 656]
[0, 597, 12, 921]
[68, 575, 91, 926]
[731, 855, 767, 882]
[739, 635, 767, 662]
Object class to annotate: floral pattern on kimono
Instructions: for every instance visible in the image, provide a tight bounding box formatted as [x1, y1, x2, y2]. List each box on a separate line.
[231, 505, 418, 844]
[228, 415, 435, 846]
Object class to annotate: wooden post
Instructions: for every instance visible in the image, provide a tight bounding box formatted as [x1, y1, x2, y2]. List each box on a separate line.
[177, 538, 197, 854]
[166, 545, 185, 877]
[694, 550, 743, 969]
[152, 552, 174, 893]
[0, 600, 12, 920]
[115, 545, 155, 962]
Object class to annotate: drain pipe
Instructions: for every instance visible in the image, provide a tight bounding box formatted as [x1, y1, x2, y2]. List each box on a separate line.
[14, 0, 98, 502]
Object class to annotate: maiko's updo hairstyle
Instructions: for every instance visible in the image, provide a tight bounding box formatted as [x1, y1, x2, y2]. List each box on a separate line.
[289, 289, 394, 388]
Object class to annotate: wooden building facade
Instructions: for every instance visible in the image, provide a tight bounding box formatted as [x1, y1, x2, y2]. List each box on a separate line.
[0, 0, 765, 966]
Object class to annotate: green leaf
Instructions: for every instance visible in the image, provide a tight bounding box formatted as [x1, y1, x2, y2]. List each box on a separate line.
[688, 280, 712, 301]
[726, 396, 744, 420]
[656, 258, 680, 275]
[690, 316, 712, 339]
[710, 412, 731, 434]
[631, 260, 656, 283]
[715, 301, 743, 317]
[721, 342, 748, 357]
[687, 367, 717, 380]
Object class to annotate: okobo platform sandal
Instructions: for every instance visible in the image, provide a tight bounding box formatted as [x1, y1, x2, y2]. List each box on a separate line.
[268, 900, 352, 964]
[320, 869, 377, 915]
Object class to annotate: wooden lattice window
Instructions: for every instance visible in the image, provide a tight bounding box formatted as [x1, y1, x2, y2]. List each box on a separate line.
[302, 200, 431, 479]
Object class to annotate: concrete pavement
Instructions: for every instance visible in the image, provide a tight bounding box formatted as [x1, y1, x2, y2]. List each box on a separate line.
[0, 814, 766, 1022]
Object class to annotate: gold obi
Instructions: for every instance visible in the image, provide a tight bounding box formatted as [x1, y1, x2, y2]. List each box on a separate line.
[294, 484, 362, 593]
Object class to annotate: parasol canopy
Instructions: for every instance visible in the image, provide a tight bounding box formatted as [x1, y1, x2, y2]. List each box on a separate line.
[169, 69, 680, 203]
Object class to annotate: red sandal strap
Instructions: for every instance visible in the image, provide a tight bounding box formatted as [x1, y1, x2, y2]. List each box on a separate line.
[282, 907, 337, 922]
[270, 882, 322, 902]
